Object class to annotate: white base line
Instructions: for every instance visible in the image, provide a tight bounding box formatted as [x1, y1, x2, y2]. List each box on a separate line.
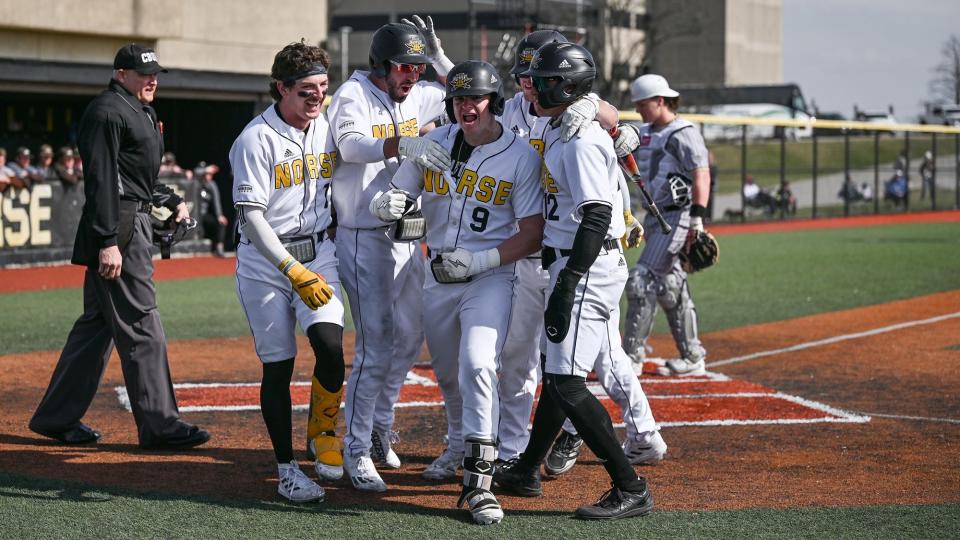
[707, 311, 960, 369]
[849, 411, 960, 425]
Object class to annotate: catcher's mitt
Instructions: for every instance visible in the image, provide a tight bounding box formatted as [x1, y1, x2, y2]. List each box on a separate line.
[679, 230, 719, 273]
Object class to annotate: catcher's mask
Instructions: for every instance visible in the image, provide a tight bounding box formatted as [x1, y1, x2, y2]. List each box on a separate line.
[152, 216, 198, 259]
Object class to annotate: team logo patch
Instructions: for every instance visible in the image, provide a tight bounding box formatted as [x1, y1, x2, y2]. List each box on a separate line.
[238, 184, 254, 193]
[406, 37, 426, 55]
[558, 59, 571, 69]
[140, 51, 159, 63]
[530, 55, 542, 70]
[519, 47, 536, 64]
[338, 120, 355, 130]
[450, 73, 472, 90]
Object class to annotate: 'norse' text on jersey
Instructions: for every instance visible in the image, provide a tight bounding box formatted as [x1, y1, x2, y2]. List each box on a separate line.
[274, 151, 338, 190]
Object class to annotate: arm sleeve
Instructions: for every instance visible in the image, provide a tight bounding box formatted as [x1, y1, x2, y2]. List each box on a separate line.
[237, 205, 292, 269]
[328, 90, 387, 164]
[564, 203, 612, 275]
[390, 157, 426, 197]
[77, 107, 122, 248]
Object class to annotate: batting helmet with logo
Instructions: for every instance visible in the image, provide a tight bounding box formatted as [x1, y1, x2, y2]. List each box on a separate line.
[523, 42, 596, 109]
[369, 23, 431, 77]
[510, 30, 568, 78]
[444, 60, 505, 123]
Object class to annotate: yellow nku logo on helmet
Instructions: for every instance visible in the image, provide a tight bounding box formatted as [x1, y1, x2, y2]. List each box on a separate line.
[520, 48, 536, 63]
[406, 38, 426, 55]
[450, 73, 472, 90]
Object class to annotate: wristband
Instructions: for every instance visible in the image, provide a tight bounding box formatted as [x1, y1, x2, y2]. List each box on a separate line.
[690, 204, 707, 218]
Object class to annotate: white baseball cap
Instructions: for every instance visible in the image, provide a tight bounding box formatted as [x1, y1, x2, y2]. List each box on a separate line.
[630, 74, 679, 102]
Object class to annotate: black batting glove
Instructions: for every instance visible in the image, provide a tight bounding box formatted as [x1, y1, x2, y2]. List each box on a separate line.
[544, 268, 583, 343]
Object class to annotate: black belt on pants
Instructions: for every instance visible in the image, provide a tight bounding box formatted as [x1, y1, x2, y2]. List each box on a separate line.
[278, 231, 326, 245]
[541, 238, 620, 271]
[120, 197, 152, 213]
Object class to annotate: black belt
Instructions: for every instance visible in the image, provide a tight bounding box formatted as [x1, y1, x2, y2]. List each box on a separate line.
[120, 197, 152, 213]
[541, 238, 620, 270]
[279, 231, 326, 244]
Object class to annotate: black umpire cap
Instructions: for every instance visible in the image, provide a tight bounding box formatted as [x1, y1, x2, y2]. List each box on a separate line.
[114, 43, 168, 75]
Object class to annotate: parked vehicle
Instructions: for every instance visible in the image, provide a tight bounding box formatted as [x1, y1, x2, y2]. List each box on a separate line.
[919, 103, 960, 126]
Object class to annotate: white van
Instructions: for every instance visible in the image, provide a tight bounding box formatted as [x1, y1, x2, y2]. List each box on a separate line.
[699, 103, 814, 141]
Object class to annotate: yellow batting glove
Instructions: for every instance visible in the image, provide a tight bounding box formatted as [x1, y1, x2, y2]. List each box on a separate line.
[621, 210, 645, 250]
[278, 256, 334, 310]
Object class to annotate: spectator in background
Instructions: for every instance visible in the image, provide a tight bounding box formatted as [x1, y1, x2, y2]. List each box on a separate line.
[743, 175, 777, 214]
[36, 144, 55, 181]
[860, 182, 873, 201]
[776, 180, 797, 215]
[838, 174, 864, 203]
[0, 148, 17, 191]
[52, 146, 83, 187]
[884, 170, 908, 209]
[8, 147, 45, 187]
[894, 149, 908, 175]
[195, 161, 227, 257]
[159, 152, 192, 179]
[919, 151, 935, 200]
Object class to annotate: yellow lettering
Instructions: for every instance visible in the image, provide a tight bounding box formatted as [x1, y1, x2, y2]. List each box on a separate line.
[274, 162, 292, 189]
[541, 166, 558, 193]
[292, 159, 304, 185]
[29, 183, 52, 246]
[305, 154, 319, 180]
[457, 169, 478, 198]
[529, 139, 545, 157]
[493, 180, 513, 206]
[372, 125, 386, 139]
[423, 169, 435, 192]
[318, 153, 332, 178]
[475, 176, 496, 203]
[435, 172, 449, 194]
[398, 118, 419, 137]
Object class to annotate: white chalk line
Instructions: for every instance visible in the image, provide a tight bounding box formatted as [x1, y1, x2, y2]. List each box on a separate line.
[707, 311, 960, 369]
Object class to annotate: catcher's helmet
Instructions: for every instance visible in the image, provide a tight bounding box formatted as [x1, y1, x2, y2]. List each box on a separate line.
[510, 30, 568, 77]
[152, 216, 198, 259]
[369, 23, 431, 77]
[444, 61, 505, 123]
[523, 42, 596, 109]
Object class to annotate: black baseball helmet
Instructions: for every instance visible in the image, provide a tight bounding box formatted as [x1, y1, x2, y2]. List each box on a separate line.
[445, 61, 505, 123]
[510, 30, 568, 76]
[523, 42, 596, 108]
[369, 23, 431, 77]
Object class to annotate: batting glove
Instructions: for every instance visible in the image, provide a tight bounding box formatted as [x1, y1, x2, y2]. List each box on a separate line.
[560, 93, 600, 142]
[621, 210, 644, 250]
[544, 268, 582, 343]
[398, 137, 452, 172]
[370, 188, 409, 222]
[613, 123, 640, 158]
[441, 247, 501, 280]
[279, 257, 334, 310]
[401, 15, 454, 76]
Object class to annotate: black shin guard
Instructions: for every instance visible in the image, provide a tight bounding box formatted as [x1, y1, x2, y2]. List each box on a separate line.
[306, 322, 344, 392]
[545, 373, 645, 492]
[261, 359, 295, 463]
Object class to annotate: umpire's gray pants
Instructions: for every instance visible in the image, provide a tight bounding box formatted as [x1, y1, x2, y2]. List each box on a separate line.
[30, 213, 183, 445]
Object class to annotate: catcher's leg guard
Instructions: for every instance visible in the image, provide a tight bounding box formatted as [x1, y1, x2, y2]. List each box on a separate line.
[623, 263, 658, 363]
[458, 439, 503, 525]
[656, 265, 705, 363]
[307, 378, 344, 480]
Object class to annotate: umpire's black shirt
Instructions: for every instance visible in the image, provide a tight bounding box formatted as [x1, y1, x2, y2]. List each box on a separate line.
[75, 79, 182, 261]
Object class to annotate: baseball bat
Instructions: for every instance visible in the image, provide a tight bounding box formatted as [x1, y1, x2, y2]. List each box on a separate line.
[608, 126, 672, 234]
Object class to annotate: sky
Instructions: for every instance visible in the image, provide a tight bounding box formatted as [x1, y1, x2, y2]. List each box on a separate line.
[783, 0, 959, 121]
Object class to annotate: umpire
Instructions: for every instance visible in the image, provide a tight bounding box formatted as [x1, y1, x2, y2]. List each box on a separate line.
[29, 44, 211, 450]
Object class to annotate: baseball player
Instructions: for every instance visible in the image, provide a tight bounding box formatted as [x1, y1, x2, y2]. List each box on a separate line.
[615, 74, 711, 377]
[327, 18, 452, 491]
[497, 31, 665, 473]
[372, 60, 542, 525]
[230, 42, 344, 503]
[494, 42, 654, 520]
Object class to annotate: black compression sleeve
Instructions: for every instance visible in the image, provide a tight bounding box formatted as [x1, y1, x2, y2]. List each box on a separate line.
[564, 203, 612, 275]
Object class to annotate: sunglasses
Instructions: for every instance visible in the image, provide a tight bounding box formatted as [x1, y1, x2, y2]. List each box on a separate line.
[390, 61, 426, 74]
[532, 76, 562, 93]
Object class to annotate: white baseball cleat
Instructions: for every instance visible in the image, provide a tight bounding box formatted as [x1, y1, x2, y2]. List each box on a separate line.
[655, 358, 706, 377]
[371, 429, 401, 469]
[277, 461, 325, 503]
[344, 451, 387, 492]
[308, 435, 344, 481]
[458, 487, 504, 525]
[623, 430, 668, 465]
[422, 447, 464, 480]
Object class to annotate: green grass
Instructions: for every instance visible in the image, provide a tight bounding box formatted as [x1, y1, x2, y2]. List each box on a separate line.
[710, 135, 952, 194]
[0, 472, 957, 539]
[4, 223, 959, 356]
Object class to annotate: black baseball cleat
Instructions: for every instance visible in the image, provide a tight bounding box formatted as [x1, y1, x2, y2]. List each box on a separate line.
[574, 483, 654, 520]
[493, 459, 542, 497]
[543, 431, 583, 476]
[30, 422, 101, 444]
[140, 424, 211, 450]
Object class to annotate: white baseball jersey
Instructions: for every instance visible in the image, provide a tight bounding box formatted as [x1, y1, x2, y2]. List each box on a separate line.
[533, 117, 625, 249]
[499, 91, 538, 139]
[391, 123, 541, 253]
[327, 70, 445, 229]
[230, 104, 336, 238]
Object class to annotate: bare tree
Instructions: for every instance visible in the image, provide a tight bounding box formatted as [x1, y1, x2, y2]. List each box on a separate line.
[930, 34, 960, 104]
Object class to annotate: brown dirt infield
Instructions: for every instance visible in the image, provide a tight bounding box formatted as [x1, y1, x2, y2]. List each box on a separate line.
[1, 290, 957, 513]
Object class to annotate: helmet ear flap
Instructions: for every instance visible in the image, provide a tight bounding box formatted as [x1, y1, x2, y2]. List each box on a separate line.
[491, 93, 505, 116]
[445, 99, 457, 124]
